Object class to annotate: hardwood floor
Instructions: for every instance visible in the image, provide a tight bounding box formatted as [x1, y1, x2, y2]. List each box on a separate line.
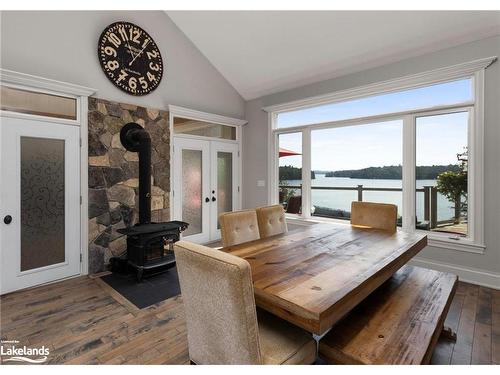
[0, 275, 498, 364]
[431, 281, 499, 365]
[0, 275, 189, 364]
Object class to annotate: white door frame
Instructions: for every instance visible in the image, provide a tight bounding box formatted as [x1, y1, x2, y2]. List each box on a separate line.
[168, 105, 247, 242]
[0, 69, 96, 285]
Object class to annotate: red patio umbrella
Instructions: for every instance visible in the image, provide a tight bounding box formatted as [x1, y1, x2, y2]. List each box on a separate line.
[279, 147, 301, 157]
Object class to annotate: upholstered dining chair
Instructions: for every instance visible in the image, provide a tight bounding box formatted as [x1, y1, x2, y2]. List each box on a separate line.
[174, 241, 317, 365]
[219, 209, 260, 247]
[256, 205, 288, 238]
[350, 201, 398, 233]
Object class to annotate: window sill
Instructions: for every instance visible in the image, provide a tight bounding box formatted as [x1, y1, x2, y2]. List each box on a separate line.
[426, 234, 485, 254]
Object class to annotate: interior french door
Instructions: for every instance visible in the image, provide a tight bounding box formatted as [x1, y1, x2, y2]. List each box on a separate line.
[173, 137, 239, 243]
[0, 117, 81, 294]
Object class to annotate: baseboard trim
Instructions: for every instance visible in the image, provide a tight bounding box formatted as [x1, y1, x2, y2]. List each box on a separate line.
[409, 257, 500, 290]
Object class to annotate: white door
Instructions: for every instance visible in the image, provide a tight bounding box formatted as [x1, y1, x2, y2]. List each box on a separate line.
[173, 137, 239, 243]
[173, 138, 211, 243]
[1, 117, 81, 294]
[209, 141, 239, 240]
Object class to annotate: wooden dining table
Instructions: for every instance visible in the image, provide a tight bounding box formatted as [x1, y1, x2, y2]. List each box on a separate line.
[222, 222, 427, 336]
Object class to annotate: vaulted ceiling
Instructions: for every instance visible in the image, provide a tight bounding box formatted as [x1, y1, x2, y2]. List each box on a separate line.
[167, 11, 500, 100]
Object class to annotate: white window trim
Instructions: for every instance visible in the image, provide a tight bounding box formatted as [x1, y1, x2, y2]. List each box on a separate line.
[266, 57, 496, 254]
[0, 68, 97, 275]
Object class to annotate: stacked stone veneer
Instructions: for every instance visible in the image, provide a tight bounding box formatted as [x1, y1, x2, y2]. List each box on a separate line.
[88, 97, 170, 274]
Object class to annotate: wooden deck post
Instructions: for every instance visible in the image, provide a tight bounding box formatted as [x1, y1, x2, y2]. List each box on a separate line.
[454, 197, 461, 224]
[423, 186, 431, 222]
[357, 185, 363, 202]
[430, 187, 438, 229]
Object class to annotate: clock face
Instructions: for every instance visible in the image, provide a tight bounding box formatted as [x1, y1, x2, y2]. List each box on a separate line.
[98, 21, 163, 96]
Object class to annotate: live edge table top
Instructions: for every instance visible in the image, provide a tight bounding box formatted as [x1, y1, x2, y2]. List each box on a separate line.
[222, 223, 427, 335]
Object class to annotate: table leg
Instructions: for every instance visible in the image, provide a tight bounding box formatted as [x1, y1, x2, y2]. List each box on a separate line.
[440, 326, 457, 342]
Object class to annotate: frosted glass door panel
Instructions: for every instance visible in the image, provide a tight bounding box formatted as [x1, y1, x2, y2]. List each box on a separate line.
[20, 137, 66, 271]
[182, 149, 203, 236]
[217, 152, 233, 229]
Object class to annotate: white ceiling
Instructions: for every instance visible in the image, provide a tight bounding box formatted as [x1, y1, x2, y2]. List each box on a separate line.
[167, 11, 500, 100]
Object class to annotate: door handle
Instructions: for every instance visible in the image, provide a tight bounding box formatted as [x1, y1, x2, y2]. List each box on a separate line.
[205, 197, 210, 203]
[211, 197, 216, 202]
[3, 215, 12, 224]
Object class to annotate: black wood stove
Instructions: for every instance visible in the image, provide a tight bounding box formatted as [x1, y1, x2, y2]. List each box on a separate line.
[110, 123, 188, 281]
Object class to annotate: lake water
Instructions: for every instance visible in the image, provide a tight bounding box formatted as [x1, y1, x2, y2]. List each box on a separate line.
[284, 174, 457, 222]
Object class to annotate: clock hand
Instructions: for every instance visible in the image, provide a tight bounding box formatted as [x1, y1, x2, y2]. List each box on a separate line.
[126, 40, 136, 59]
[122, 29, 136, 59]
[129, 39, 150, 66]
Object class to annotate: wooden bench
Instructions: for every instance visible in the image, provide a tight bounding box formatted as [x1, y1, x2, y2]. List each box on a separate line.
[318, 265, 458, 365]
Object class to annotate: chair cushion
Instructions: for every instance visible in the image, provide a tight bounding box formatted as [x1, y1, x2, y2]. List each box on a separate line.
[219, 209, 261, 247]
[256, 205, 288, 238]
[257, 310, 317, 365]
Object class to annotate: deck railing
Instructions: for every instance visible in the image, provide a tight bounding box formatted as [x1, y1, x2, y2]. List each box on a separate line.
[279, 184, 457, 228]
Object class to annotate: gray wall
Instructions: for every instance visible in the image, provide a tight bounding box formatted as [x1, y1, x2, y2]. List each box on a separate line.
[0, 11, 244, 118]
[243, 35, 500, 277]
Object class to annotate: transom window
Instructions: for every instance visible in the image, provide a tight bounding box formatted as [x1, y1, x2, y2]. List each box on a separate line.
[269, 60, 490, 252]
[276, 78, 473, 128]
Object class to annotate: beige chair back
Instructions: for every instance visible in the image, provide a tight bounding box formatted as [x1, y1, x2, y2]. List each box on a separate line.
[256, 205, 288, 238]
[350, 201, 397, 233]
[174, 241, 262, 364]
[219, 209, 260, 247]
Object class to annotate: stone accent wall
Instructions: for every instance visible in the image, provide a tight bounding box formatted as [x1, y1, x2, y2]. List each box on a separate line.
[87, 98, 170, 274]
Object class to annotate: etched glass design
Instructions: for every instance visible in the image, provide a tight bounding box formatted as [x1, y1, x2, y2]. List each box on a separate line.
[21, 137, 65, 271]
[182, 149, 203, 236]
[217, 152, 233, 229]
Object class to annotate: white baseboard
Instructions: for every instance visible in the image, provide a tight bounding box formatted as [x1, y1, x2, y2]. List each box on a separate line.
[409, 257, 500, 290]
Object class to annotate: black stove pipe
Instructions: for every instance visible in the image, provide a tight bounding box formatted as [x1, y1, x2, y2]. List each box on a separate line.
[120, 123, 151, 225]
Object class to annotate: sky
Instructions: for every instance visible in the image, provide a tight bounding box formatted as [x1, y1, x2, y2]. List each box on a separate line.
[278, 79, 471, 171]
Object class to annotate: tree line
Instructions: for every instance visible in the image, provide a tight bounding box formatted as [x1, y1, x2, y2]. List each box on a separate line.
[279, 165, 316, 180]
[323, 164, 461, 180]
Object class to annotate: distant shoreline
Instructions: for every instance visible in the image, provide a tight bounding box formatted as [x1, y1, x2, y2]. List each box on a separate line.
[279, 164, 460, 180]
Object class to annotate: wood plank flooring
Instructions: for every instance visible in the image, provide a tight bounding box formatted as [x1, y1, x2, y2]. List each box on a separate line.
[0, 275, 189, 364]
[0, 275, 498, 364]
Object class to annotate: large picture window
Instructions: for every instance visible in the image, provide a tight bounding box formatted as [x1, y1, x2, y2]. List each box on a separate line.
[311, 120, 402, 223]
[415, 111, 469, 236]
[268, 59, 491, 252]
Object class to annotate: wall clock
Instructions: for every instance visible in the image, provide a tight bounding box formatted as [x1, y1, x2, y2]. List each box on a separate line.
[98, 21, 163, 96]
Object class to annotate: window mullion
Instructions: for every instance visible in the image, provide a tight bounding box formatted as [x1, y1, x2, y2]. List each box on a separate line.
[268, 113, 279, 205]
[301, 129, 312, 218]
[402, 115, 416, 233]
[469, 69, 485, 245]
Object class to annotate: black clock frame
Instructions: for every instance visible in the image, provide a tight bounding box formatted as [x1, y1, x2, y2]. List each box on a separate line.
[98, 21, 163, 96]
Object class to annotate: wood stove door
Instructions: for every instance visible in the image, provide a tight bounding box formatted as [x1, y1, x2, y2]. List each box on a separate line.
[0, 117, 81, 294]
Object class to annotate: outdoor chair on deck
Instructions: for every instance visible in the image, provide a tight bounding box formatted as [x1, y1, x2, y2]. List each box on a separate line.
[285, 196, 302, 214]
